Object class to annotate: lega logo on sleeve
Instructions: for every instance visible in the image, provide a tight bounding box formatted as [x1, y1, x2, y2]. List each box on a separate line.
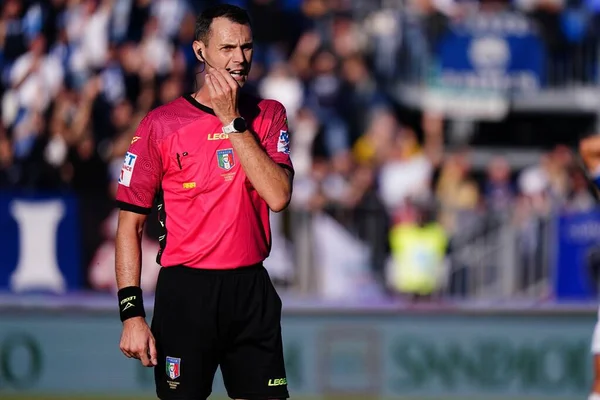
[277, 130, 290, 154]
[118, 152, 137, 187]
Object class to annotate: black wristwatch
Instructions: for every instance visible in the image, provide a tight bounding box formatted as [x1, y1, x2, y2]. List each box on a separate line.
[222, 117, 247, 134]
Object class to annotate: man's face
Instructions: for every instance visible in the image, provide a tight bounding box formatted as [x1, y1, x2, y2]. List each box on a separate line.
[200, 17, 253, 87]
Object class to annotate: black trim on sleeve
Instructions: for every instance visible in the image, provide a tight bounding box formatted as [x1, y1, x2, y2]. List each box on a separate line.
[279, 163, 294, 176]
[116, 200, 152, 215]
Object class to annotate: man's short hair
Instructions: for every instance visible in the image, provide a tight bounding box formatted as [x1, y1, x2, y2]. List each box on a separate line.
[195, 4, 252, 45]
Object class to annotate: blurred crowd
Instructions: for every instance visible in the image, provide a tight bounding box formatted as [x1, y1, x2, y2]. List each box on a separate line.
[0, 0, 599, 297]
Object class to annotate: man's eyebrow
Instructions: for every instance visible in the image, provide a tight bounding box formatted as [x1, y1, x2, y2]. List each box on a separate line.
[219, 42, 253, 48]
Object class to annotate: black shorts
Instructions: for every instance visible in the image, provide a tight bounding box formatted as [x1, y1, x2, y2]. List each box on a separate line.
[151, 264, 289, 400]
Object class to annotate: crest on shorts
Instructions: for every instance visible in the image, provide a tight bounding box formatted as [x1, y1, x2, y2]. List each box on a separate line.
[166, 356, 181, 380]
[217, 148, 235, 171]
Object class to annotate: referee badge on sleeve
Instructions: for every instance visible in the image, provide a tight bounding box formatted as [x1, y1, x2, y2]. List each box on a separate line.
[277, 130, 290, 154]
[118, 152, 137, 187]
[166, 356, 181, 380]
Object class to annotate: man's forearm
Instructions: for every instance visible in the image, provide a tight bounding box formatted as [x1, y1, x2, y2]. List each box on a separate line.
[115, 222, 144, 289]
[229, 132, 292, 212]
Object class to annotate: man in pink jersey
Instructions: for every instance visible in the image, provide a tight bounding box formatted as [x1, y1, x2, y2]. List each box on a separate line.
[114, 4, 293, 400]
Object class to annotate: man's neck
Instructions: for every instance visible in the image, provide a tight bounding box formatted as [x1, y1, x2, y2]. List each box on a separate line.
[192, 85, 211, 106]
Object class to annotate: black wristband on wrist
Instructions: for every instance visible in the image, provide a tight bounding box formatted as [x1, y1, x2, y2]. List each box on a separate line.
[118, 286, 146, 322]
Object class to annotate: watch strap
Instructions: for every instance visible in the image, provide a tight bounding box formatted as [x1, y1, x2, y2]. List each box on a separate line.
[222, 122, 236, 134]
[222, 117, 245, 134]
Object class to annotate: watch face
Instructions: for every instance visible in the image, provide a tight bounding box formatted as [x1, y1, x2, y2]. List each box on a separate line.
[233, 118, 246, 132]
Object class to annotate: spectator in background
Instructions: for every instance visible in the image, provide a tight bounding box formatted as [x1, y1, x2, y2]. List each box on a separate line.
[362, 7, 403, 83]
[259, 61, 304, 126]
[339, 53, 391, 143]
[5, 34, 63, 127]
[64, 0, 112, 87]
[548, 144, 573, 201]
[378, 123, 433, 215]
[138, 15, 175, 81]
[387, 198, 448, 301]
[151, 0, 190, 42]
[564, 165, 596, 212]
[304, 47, 348, 156]
[288, 107, 320, 178]
[1, 0, 28, 72]
[435, 150, 481, 235]
[484, 155, 516, 213]
[353, 108, 399, 167]
[515, 157, 553, 293]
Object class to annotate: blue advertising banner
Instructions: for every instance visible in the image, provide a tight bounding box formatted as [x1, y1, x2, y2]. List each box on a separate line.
[435, 14, 545, 93]
[0, 193, 81, 293]
[554, 209, 600, 300]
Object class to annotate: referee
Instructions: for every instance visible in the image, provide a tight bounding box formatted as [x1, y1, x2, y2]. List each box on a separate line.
[114, 4, 293, 400]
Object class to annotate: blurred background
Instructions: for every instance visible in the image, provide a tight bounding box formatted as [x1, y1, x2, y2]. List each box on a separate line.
[1, 0, 600, 398]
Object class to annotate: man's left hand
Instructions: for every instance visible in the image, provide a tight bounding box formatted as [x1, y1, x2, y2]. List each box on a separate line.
[206, 67, 241, 127]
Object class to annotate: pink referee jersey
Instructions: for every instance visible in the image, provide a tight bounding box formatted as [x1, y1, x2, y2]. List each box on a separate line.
[115, 94, 293, 269]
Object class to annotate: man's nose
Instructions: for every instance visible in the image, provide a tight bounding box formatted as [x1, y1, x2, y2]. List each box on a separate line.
[231, 47, 246, 64]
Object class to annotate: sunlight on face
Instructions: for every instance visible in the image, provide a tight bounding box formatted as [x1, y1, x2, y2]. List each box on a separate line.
[205, 17, 253, 86]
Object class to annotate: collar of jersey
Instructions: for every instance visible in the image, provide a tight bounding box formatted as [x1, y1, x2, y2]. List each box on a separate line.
[183, 94, 216, 116]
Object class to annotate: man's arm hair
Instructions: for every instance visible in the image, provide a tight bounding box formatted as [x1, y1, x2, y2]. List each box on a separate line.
[115, 210, 148, 289]
[228, 132, 293, 212]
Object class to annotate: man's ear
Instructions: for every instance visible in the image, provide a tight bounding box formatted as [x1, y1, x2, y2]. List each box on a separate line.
[192, 41, 205, 62]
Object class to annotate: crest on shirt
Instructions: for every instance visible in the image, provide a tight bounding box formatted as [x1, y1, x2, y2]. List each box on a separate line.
[118, 152, 137, 187]
[166, 356, 181, 380]
[217, 148, 235, 171]
[277, 130, 290, 154]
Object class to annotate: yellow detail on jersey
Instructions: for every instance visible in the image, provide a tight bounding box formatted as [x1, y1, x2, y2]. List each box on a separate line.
[207, 133, 229, 140]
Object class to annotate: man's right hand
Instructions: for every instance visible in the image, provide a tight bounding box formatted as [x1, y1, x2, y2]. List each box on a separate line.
[119, 316, 158, 367]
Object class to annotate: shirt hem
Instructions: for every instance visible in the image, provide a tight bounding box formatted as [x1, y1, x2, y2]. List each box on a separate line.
[161, 263, 265, 275]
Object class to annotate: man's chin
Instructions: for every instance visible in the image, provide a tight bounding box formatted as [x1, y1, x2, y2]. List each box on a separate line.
[232, 76, 247, 87]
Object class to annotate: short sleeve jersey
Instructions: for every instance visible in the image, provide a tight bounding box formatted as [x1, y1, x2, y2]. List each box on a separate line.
[115, 94, 293, 269]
